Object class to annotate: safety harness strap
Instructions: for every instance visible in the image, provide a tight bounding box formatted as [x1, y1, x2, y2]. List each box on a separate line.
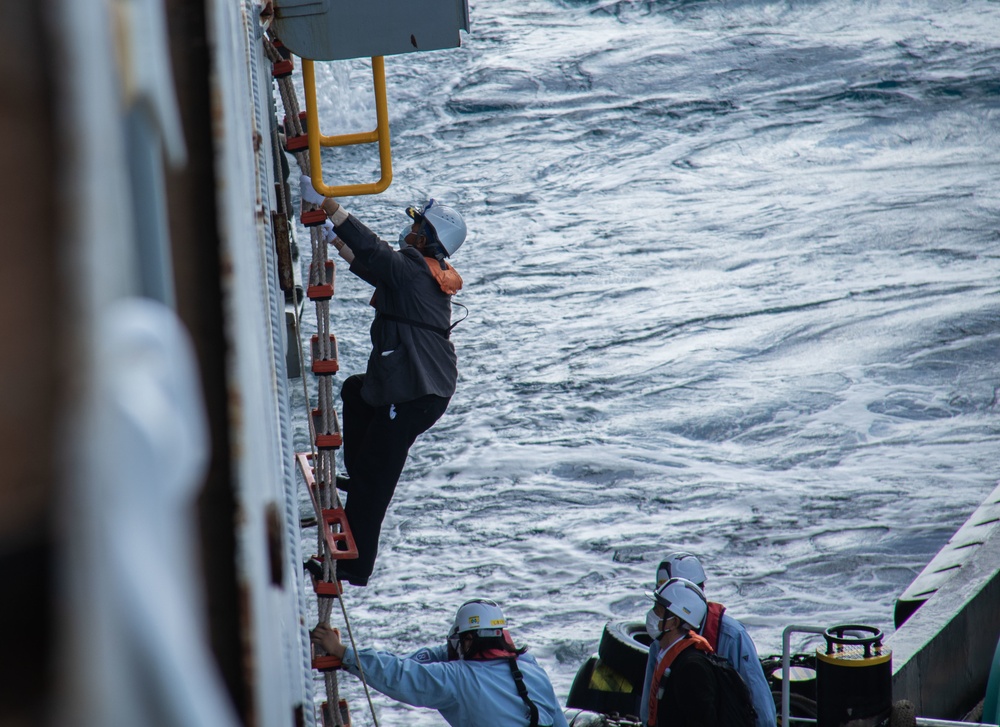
[507, 657, 540, 727]
[376, 311, 453, 339]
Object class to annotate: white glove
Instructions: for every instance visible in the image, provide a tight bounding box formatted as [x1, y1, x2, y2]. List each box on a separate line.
[321, 220, 336, 244]
[299, 173, 325, 206]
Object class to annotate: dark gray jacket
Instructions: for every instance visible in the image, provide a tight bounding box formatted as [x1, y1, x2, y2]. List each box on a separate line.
[334, 214, 458, 407]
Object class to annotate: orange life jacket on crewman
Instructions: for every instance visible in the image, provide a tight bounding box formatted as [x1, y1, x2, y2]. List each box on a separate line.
[647, 632, 714, 726]
[702, 602, 726, 649]
[423, 256, 463, 295]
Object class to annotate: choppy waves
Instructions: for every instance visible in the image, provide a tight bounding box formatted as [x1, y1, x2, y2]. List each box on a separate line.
[298, 0, 1000, 721]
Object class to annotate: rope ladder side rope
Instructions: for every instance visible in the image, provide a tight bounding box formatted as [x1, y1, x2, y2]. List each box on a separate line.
[264, 36, 381, 727]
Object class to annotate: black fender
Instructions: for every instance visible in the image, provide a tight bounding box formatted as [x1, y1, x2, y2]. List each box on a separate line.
[598, 621, 652, 688]
[566, 654, 642, 718]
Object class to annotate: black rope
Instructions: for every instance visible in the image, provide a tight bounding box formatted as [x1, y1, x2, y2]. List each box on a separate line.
[507, 657, 540, 727]
[376, 301, 469, 339]
[376, 311, 451, 339]
[451, 301, 469, 328]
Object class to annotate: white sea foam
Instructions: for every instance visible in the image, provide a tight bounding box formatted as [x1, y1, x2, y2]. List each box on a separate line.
[291, 0, 1000, 722]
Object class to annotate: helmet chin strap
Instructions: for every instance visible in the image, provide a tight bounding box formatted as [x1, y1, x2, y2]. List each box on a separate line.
[456, 633, 472, 660]
[417, 219, 449, 269]
[657, 613, 680, 640]
[433, 246, 448, 270]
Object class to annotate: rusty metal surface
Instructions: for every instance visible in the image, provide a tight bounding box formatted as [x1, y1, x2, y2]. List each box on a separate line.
[273, 211, 295, 292]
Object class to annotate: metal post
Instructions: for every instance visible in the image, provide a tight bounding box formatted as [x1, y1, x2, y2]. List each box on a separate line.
[782, 625, 827, 725]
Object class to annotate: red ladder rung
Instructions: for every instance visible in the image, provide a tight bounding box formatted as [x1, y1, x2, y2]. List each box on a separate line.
[322, 507, 358, 559]
[312, 654, 342, 672]
[295, 453, 357, 561]
[285, 134, 309, 152]
[307, 563, 344, 597]
[307, 260, 335, 300]
[272, 59, 294, 78]
[301, 208, 327, 227]
[320, 700, 351, 727]
[311, 407, 342, 450]
[311, 334, 339, 375]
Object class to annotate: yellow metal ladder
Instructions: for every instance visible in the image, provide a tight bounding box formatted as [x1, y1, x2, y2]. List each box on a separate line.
[301, 56, 392, 197]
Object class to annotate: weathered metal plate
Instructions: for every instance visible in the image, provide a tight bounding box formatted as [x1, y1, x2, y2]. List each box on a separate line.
[272, 0, 469, 61]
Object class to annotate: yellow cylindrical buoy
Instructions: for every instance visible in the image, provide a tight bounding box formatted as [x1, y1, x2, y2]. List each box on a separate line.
[816, 624, 892, 727]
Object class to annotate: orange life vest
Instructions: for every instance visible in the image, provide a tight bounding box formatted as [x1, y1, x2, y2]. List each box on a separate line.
[423, 256, 463, 295]
[647, 632, 714, 727]
[702, 602, 726, 650]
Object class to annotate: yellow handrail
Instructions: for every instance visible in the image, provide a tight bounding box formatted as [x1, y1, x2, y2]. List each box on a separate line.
[302, 56, 393, 197]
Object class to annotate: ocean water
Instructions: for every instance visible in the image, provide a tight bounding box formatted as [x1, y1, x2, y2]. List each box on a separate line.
[293, 0, 1000, 723]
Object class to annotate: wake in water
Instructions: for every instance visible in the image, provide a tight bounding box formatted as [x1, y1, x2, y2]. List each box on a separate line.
[296, 0, 1000, 721]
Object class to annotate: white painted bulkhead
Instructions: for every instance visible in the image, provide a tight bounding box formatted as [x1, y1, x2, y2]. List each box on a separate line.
[205, 0, 315, 724]
[53, 0, 313, 724]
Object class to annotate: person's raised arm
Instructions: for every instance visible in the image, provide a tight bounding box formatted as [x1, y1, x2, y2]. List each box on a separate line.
[300, 174, 408, 285]
[321, 221, 355, 265]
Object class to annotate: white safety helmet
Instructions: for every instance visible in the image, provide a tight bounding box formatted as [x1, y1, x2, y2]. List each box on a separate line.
[406, 199, 467, 256]
[656, 552, 707, 589]
[450, 598, 507, 637]
[646, 578, 708, 631]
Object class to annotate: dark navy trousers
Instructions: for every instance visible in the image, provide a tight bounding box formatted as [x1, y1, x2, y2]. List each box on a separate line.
[340, 374, 449, 581]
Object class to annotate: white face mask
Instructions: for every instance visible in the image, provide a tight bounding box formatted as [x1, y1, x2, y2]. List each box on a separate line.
[645, 608, 664, 640]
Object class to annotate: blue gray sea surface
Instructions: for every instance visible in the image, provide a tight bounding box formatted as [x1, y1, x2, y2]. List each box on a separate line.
[293, 0, 1000, 722]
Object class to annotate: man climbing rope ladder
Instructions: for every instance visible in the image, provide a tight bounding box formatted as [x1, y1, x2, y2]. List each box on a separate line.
[300, 175, 467, 586]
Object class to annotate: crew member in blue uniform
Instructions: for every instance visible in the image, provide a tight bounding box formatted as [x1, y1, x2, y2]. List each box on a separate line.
[639, 552, 776, 727]
[300, 176, 467, 586]
[311, 598, 569, 727]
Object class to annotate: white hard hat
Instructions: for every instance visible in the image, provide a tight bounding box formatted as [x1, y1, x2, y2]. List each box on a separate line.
[646, 578, 708, 631]
[407, 199, 467, 256]
[656, 552, 707, 589]
[450, 598, 507, 638]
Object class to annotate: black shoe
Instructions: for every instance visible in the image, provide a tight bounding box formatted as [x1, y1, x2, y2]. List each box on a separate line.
[303, 557, 324, 580]
[336, 475, 350, 492]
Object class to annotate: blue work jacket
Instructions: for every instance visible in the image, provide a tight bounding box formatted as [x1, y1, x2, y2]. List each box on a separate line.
[341, 643, 569, 727]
